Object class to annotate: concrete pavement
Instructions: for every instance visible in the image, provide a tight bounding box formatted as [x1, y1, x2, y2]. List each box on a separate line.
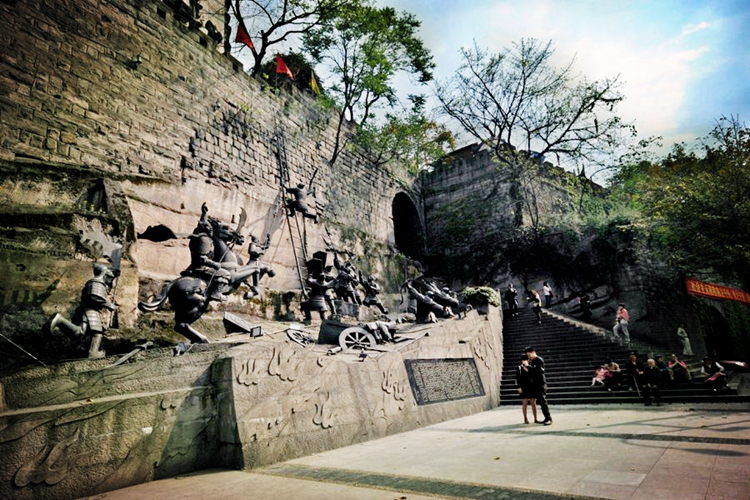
[81, 403, 750, 500]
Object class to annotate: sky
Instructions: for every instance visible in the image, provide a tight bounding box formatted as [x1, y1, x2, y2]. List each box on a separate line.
[380, 0, 750, 164]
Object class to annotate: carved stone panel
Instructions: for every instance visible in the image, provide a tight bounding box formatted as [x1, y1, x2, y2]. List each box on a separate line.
[404, 358, 485, 405]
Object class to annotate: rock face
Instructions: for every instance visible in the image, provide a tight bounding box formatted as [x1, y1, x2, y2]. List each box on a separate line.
[420, 143, 710, 357]
[0, 0, 425, 365]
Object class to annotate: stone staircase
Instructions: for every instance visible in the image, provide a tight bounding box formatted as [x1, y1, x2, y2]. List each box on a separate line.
[499, 308, 749, 405]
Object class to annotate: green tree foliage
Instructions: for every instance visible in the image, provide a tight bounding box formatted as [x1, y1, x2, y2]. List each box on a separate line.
[231, 0, 348, 76]
[631, 117, 750, 290]
[355, 97, 455, 172]
[462, 286, 501, 307]
[303, 2, 435, 165]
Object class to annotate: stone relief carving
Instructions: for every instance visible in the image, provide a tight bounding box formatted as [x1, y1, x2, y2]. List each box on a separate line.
[369, 360, 409, 435]
[160, 395, 181, 411]
[240, 351, 338, 441]
[241, 394, 303, 442]
[14, 426, 80, 487]
[55, 401, 124, 426]
[472, 327, 494, 371]
[155, 421, 210, 468]
[381, 366, 408, 409]
[312, 391, 336, 429]
[267, 344, 303, 382]
[237, 357, 264, 386]
[27, 362, 147, 409]
[0, 413, 59, 445]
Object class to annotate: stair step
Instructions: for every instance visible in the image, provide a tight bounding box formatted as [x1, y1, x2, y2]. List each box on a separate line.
[500, 310, 746, 406]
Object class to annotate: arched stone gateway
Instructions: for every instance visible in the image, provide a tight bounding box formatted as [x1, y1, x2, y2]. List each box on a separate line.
[392, 192, 425, 259]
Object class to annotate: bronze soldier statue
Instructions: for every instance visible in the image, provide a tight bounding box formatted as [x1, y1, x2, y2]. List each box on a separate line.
[404, 280, 452, 323]
[46, 262, 117, 359]
[181, 203, 232, 301]
[333, 253, 362, 304]
[359, 270, 388, 314]
[300, 257, 336, 322]
[285, 183, 319, 223]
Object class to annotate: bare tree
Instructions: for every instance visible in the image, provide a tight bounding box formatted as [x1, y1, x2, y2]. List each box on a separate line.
[436, 39, 635, 227]
[231, 0, 349, 76]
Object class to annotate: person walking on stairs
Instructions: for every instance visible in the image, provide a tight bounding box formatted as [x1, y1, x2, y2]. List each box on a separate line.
[505, 284, 519, 317]
[530, 290, 543, 325]
[516, 354, 541, 424]
[525, 346, 552, 425]
[613, 303, 630, 343]
[543, 281, 553, 308]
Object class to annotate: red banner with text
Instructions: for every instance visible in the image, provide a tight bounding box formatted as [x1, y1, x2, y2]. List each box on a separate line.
[686, 278, 750, 305]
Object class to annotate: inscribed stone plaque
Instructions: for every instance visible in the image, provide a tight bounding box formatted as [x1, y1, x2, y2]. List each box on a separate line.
[404, 358, 485, 405]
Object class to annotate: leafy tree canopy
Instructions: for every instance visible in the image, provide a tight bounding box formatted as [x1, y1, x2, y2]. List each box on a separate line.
[355, 96, 455, 173]
[257, 51, 323, 94]
[303, 1, 435, 165]
[612, 116, 750, 290]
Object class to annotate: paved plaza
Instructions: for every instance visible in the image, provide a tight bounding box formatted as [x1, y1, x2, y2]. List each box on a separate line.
[83, 403, 750, 500]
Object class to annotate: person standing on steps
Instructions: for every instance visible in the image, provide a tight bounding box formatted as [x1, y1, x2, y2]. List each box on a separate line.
[543, 281, 553, 308]
[505, 283, 518, 317]
[530, 290, 543, 324]
[613, 303, 630, 343]
[676, 324, 693, 356]
[516, 354, 541, 424]
[525, 346, 552, 425]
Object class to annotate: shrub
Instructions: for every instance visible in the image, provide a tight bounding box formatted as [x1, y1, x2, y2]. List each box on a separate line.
[462, 286, 501, 307]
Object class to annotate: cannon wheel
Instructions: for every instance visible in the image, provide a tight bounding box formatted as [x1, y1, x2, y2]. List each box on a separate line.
[338, 327, 376, 351]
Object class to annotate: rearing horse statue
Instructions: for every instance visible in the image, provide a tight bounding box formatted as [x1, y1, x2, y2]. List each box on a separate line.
[139, 206, 275, 344]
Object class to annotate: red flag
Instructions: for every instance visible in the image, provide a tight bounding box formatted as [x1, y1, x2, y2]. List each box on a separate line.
[276, 54, 294, 80]
[234, 23, 254, 50]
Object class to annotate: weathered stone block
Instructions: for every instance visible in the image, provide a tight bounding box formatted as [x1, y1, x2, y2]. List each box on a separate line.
[60, 131, 77, 144]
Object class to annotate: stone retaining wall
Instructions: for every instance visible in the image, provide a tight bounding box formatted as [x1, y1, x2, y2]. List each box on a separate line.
[0, 309, 502, 500]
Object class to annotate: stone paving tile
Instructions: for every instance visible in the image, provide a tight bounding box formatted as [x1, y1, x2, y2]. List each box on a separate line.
[630, 487, 708, 500]
[78, 470, 440, 500]
[706, 477, 750, 500]
[86, 406, 750, 500]
[579, 469, 646, 487]
[567, 481, 637, 500]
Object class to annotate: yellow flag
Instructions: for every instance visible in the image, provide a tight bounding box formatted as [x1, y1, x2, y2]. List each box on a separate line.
[310, 72, 321, 95]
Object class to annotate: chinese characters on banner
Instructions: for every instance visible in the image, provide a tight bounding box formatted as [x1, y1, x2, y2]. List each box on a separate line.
[686, 278, 750, 305]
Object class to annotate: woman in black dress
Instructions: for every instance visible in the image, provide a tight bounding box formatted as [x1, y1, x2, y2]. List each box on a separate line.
[516, 354, 540, 423]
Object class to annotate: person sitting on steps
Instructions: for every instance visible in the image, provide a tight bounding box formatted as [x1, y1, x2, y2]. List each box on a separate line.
[604, 357, 622, 391]
[668, 353, 692, 383]
[625, 352, 644, 392]
[642, 358, 662, 406]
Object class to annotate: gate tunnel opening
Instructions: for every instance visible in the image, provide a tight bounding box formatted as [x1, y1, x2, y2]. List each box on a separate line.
[392, 192, 425, 260]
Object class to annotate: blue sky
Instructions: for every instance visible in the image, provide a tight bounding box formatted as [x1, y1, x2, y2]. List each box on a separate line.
[382, 0, 750, 157]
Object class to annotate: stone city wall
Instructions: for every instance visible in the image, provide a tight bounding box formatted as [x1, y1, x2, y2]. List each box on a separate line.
[0, 0, 419, 351]
[0, 309, 503, 500]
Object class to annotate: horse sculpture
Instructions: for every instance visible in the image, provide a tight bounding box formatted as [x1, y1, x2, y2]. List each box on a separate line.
[139, 206, 274, 344]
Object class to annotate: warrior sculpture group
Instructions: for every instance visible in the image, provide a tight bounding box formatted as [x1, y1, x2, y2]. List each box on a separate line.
[45, 199, 466, 355]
